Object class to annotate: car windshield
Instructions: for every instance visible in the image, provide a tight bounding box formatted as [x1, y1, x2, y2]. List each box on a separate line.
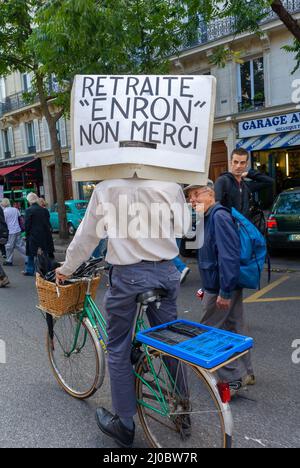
[75, 202, 88, 211]
[274, 193, 300, 215]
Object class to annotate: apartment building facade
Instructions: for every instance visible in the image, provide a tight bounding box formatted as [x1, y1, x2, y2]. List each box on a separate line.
[172, 0, 300, 198]
[1, 1, 300, 204]
[0, 72, 74, 205]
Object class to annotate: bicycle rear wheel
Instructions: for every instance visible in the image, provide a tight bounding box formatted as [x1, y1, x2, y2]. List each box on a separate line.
[47, 314, 105, 399]
[136, 352, 231, 448]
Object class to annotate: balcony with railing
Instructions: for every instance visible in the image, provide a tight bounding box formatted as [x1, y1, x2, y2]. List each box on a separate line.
[194, 0, 300, 47]
[0, 92, 39, 118]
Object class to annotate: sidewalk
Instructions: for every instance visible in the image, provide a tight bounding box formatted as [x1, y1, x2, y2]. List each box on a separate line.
[53, 234, 71, 255]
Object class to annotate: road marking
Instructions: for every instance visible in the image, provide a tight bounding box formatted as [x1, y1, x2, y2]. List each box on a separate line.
[243, 275, 300, 303]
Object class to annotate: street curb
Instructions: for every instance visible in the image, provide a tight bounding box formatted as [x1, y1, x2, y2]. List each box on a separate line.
[269, 267, 300, 273]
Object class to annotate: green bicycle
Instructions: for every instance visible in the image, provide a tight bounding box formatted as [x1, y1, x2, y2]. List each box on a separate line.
[44, 267, 234, 448]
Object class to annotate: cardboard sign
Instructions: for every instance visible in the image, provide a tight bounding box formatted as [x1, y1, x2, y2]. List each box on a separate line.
[71, 75, 216, 184]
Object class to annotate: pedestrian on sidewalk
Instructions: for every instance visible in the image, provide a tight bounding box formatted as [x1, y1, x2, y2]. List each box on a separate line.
[185, 182, 255, 396]
[24, 193, 54, 276]
[214, 148, 274, 218]
[38, 197, 48, 209]
[1, 199, 26, 267]
[0, 205, 9, 287]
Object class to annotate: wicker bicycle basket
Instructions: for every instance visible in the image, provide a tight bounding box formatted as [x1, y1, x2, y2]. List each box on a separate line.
[36, 274, 101, 317]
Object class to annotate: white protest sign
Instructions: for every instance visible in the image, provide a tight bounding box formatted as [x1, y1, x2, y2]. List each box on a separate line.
[71, 75, 216, 183]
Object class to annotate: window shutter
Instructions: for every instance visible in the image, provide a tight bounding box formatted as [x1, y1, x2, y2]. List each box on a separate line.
[0, 131, 4, 159]
[8, 127, 15, 157]
[33, 119, 41, 152]
[27, 73, 32, 91]
[42, 117, 51, 150]
[237, 64, 242, 103]
[20, 122, 28, 155]
[0, 77, 6, 102]
[59, 117, 67, 147]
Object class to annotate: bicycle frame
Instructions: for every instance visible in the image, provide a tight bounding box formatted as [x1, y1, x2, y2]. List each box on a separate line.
[63, 283, 182, 418]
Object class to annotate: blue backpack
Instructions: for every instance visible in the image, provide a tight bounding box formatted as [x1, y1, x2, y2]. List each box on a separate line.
[231, 208, 267, 289]
[212, 206, 267, 290]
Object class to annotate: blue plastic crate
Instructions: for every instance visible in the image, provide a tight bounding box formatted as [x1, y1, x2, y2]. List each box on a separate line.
[136, 319, 253, 369]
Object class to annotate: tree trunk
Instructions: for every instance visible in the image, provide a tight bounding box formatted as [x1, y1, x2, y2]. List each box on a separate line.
[36, 74, 68, 239]
[48, 120, 69, 240]
[271, 0, 300, 42]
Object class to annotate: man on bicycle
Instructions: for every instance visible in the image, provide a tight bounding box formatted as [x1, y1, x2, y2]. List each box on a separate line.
[56, 178, 190, 448]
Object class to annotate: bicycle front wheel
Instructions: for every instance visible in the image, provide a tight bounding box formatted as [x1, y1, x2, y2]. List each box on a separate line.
[47, 314, 105, 399]
[136, 352, 231, 448]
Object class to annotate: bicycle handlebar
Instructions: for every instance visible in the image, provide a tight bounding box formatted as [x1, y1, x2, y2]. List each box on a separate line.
[63, 266, 108, 283]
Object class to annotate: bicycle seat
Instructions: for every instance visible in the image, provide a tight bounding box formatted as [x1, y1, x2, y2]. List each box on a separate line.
[136, 289, 168, 305]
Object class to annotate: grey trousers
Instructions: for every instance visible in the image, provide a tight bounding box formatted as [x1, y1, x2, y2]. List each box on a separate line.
[201, 290, 254, 382]
[104, 261, 181, 418]
[5, 233, 26, 264]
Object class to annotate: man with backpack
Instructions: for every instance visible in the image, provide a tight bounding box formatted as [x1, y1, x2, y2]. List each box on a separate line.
[0, 205, 9, 287]
[214, 148, 274, 218]
[186, 182, 255, 396]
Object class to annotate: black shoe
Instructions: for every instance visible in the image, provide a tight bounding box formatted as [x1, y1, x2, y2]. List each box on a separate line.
[95, 407, 135, 448]
[3, 262, 13, 266]
[0, 277, 9, 288]
[228, 379, 243, 397]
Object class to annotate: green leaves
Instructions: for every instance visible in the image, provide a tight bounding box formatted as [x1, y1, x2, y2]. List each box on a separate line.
[1, 0, 300, 112]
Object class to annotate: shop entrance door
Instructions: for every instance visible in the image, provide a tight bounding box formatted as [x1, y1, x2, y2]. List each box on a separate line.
[209, 141, 228, 181]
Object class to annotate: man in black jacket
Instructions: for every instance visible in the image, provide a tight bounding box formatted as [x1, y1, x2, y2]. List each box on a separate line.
[0, 206, 9, 287]
[214, 148, 274, 217]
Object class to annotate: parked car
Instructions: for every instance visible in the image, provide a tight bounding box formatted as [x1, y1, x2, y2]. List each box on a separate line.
[267, 188, 300, 252]
[49, 200, 88, 235]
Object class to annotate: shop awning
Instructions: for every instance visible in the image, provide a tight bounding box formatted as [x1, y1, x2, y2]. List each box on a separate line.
[237, 131, 300, 152]
[0, 160, 34, 177]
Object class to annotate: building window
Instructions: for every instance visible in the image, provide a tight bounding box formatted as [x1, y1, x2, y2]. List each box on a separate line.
[22, 73, 32, 92]
[0, 77, 5, 102]
[238, 57, 265, 112]
[26, 122, 36, 153]
[2, 130, 11, 159]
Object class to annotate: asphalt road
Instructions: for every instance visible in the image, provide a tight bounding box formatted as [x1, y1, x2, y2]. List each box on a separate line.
[0, 252, 300, 448]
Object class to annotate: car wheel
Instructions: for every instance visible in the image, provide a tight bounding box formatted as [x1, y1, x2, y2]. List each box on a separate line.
[68, 223, 76, 236]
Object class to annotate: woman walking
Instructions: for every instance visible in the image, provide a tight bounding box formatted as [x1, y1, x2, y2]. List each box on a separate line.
[24, 193, 54, 276]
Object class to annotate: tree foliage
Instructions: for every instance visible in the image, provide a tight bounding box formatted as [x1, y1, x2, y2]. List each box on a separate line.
[184, 1, 300, 69]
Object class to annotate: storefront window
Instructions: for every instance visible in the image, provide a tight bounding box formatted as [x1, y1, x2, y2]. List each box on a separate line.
[78, 182, 97, 200]
[26, 122, 36, 153]
[253, 147, 300, 198]
[238, 57, 265, 111]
